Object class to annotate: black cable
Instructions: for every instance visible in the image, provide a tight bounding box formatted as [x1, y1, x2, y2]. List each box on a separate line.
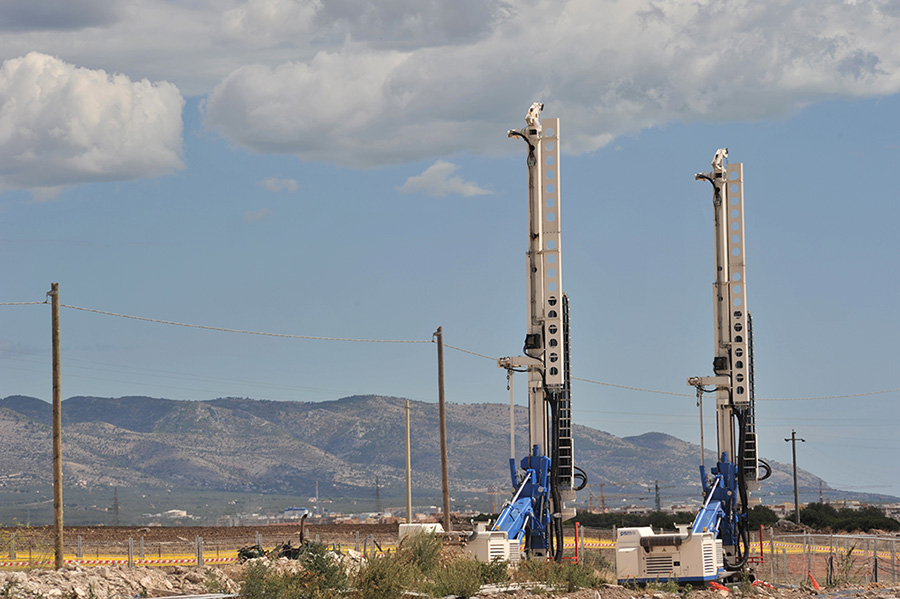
[573, 466, 588, 492]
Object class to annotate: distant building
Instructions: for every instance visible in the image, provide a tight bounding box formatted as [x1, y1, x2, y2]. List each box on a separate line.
[283, 507, 309, 520]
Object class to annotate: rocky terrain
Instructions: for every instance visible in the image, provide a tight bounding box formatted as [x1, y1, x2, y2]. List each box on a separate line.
[1, 561, 898, 599]
[0, 522, 896, 599]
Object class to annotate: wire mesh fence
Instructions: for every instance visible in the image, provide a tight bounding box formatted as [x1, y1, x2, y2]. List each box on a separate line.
[579, 527, 898, 587]
[754, 531, 899, 587]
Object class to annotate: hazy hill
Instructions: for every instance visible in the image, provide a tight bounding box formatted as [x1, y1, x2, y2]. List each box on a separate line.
[0, 394, 884, 509]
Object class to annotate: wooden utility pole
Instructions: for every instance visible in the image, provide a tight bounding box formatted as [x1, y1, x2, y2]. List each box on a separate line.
[434, 327, 450, 531]
[785, 429, 805, 524]
[405, 400, 412, 524]
[49, 282, 63, 569]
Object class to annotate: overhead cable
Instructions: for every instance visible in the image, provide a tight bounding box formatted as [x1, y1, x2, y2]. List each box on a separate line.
[59, 304, 431, 345]
[2, 300, 899, 401]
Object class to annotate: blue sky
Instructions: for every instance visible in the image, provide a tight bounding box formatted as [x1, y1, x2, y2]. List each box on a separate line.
[0, 0, 898, 500]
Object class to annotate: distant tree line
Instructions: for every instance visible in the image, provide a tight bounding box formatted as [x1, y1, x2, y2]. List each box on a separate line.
[790, 503, 899, 532]
[478, 503, 898, 533]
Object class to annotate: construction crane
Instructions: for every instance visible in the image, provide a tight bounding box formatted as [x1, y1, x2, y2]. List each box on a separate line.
[615, 149, 770, 584]
[467, 103, 586, 563]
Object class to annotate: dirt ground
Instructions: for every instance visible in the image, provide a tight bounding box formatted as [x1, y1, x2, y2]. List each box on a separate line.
[1, 525, 898, 598]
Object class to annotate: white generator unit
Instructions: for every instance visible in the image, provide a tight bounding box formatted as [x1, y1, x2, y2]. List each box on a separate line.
[616, 526, 723, 584]
[398, 523, 444, 543]
[465, 523, 521, 563]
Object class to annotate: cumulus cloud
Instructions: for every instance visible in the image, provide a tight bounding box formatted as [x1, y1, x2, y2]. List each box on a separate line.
[3, 1, 899, 170]
[309, 0, 510, 48]
[204, 0, 900, 167]
[219, 0, 317, 46]
[399, 161, 491, 197]
[0, 0, 123, 32]
[0, 53, 184, 191]
[258, 177, 298, 193]
[243, 207, 273, 222]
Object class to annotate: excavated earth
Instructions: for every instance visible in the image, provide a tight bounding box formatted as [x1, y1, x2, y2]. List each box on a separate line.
[1, 564, 898, 599]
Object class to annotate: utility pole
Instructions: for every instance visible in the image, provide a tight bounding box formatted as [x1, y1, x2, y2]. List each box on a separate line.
[434, 327, 450, 531]
[654, 480, 661, 512]
[405, 400, 412, 524]
[375, 476, 381, 514]
[49, 282, 63, 570]
[784, 429, 805, 524]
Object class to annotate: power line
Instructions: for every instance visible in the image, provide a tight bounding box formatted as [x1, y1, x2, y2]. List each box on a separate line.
[2, 300, 899, 402]
[0, 301, 46, 306]
[59, 304, 433, 345]
[573, 376, 692, 397]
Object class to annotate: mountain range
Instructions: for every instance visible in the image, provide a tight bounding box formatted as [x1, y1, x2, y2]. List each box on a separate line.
[0, 394, 887, 520]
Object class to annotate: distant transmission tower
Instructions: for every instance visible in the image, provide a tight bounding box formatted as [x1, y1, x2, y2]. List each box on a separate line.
[375, 476, 382, 513]
[113, 487, 120, 526]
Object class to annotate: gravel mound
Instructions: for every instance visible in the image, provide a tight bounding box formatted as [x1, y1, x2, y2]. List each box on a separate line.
[0, 564, 240, 598]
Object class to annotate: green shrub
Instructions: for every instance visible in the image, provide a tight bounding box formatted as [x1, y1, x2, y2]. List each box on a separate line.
[299, 542, 348, 593]
[239, 548, 347, 599]
[479, 558, 510, 585]
[398, 531, 443, 577]
[513, 558, 604, 592]
[353, 553, 416, 599]
[428, 555, 483, 598]
[240, 561, 283, 599]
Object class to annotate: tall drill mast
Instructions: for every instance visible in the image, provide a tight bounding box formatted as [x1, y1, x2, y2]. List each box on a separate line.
[495, 102, 580, 560]
[615, 149, 769, 584]
[688, 148, 769, 570]
[691, 149, 758, 492]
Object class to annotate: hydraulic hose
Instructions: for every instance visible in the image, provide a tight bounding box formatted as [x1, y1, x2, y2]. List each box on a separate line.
[724, 408, 751, 571]
[547, 391, 564, 562]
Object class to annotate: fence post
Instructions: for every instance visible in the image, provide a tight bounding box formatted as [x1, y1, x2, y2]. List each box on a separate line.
[782, 548, 788, 584]
[873, 534, 878, 584]
[891, 538, 896, 584]
[256, 532, 262, 548]
[128, 538, 134, 568]
[9, 532, 14, 560]
[355, 531, 360, 552]
[865, 538, 870, 584]
[769, 528, 775, 583]
[140, 536, 145, 559]
[804, 532, 811, 577]
[196, 536, 204, 566]
[77, 535, 82, 560]
[579, 523, 585, 564]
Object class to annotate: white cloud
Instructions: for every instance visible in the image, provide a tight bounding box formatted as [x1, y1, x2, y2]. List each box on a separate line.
[0, 0, 124, 32]
[2, 1, 900, 168]
[219, 0, 318, 46]
[399, 160, 491, 197]
[243, 207, 273, 222]
[0, 52, 184, 191]
[258, 177, 298, 193]
[203, 0, 900, 166]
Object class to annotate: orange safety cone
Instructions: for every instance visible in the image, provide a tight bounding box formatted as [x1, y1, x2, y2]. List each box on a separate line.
[752, 580, 775, 589]
[807, 571, 822, 590]
[708, 581, 730, 593]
